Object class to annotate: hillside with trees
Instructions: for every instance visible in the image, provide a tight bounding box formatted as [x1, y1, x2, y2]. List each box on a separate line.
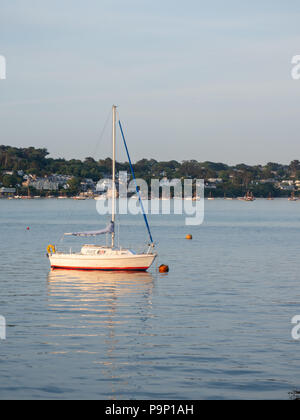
[1, 145, 300, 197]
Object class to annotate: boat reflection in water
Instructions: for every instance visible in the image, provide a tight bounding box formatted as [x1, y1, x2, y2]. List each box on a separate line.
[47, 268, 155, 298]
[46, 269, 155, 398]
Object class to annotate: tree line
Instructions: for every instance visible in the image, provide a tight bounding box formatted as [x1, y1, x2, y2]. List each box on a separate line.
[1, 145, 300, 197]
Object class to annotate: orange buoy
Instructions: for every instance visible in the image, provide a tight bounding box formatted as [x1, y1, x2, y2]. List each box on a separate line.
[159, 264, 169, 273]
[186, 234, 192, 240]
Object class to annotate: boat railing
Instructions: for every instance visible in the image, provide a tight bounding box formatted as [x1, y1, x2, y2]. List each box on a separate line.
[132, 243, 156, 255]
[54, 245, 78, 254]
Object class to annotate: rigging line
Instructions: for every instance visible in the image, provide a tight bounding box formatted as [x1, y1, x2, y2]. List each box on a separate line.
[91, 107, 112, 161]
[54, 108, 112, 251]
[118, 119, 154, 245]
[63, 107, 111, 244]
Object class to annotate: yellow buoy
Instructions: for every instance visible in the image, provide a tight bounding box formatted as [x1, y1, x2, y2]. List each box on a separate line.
[159, 264, 169, 273]
[186, 234, 193, 240]
[47, 244, 56, 254]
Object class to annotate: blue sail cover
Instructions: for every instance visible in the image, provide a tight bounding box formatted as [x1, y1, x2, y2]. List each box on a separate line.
[65, 221, 114, 237]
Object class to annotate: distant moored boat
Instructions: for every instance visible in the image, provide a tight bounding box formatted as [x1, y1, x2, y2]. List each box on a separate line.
[288, 192, 298, 201]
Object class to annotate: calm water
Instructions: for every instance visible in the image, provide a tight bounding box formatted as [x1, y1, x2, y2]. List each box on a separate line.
[1, 198, 300, 400]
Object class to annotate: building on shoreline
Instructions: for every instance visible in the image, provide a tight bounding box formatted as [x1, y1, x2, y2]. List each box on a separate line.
[0, 187, 16, 197]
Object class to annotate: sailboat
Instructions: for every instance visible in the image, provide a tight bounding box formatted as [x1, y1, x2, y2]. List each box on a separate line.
[48, 106, 157, 272]
[245, 191, 255, 201]
[238, 191, 255, 201]
[288, 192, 298, 201]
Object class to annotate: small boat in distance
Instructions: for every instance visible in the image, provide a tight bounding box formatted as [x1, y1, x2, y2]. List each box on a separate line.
[192, 195, 201, 201]
[73, 196, 86, 200]
[238, 191, 255, 202]
[94, 189, 118, 200]
[288, 192, 298, 201]
[48, 106, 157, 272]
[245, 191, 255, 201]
[94, 194, 107, 200]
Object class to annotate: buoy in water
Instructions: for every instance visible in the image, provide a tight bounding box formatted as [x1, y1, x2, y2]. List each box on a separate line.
[186, 234, 192, 240]
[159, 264, 169, 273]
[26, 227, 30, 231]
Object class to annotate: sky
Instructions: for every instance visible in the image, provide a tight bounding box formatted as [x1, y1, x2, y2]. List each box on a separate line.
[0, 0, 300, 165]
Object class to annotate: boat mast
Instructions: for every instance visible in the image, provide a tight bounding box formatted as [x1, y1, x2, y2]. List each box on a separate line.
[111, 105, 116, 248]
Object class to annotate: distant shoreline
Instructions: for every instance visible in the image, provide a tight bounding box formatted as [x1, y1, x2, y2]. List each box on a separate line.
[1, 146, 300, 199]
[0, 196, 298, 201]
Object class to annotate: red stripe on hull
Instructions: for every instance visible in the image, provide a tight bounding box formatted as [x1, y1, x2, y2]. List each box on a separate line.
[51, 265, 149, 272]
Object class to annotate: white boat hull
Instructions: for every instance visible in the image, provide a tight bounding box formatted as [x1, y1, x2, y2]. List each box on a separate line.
[49, 252, 157, 271]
